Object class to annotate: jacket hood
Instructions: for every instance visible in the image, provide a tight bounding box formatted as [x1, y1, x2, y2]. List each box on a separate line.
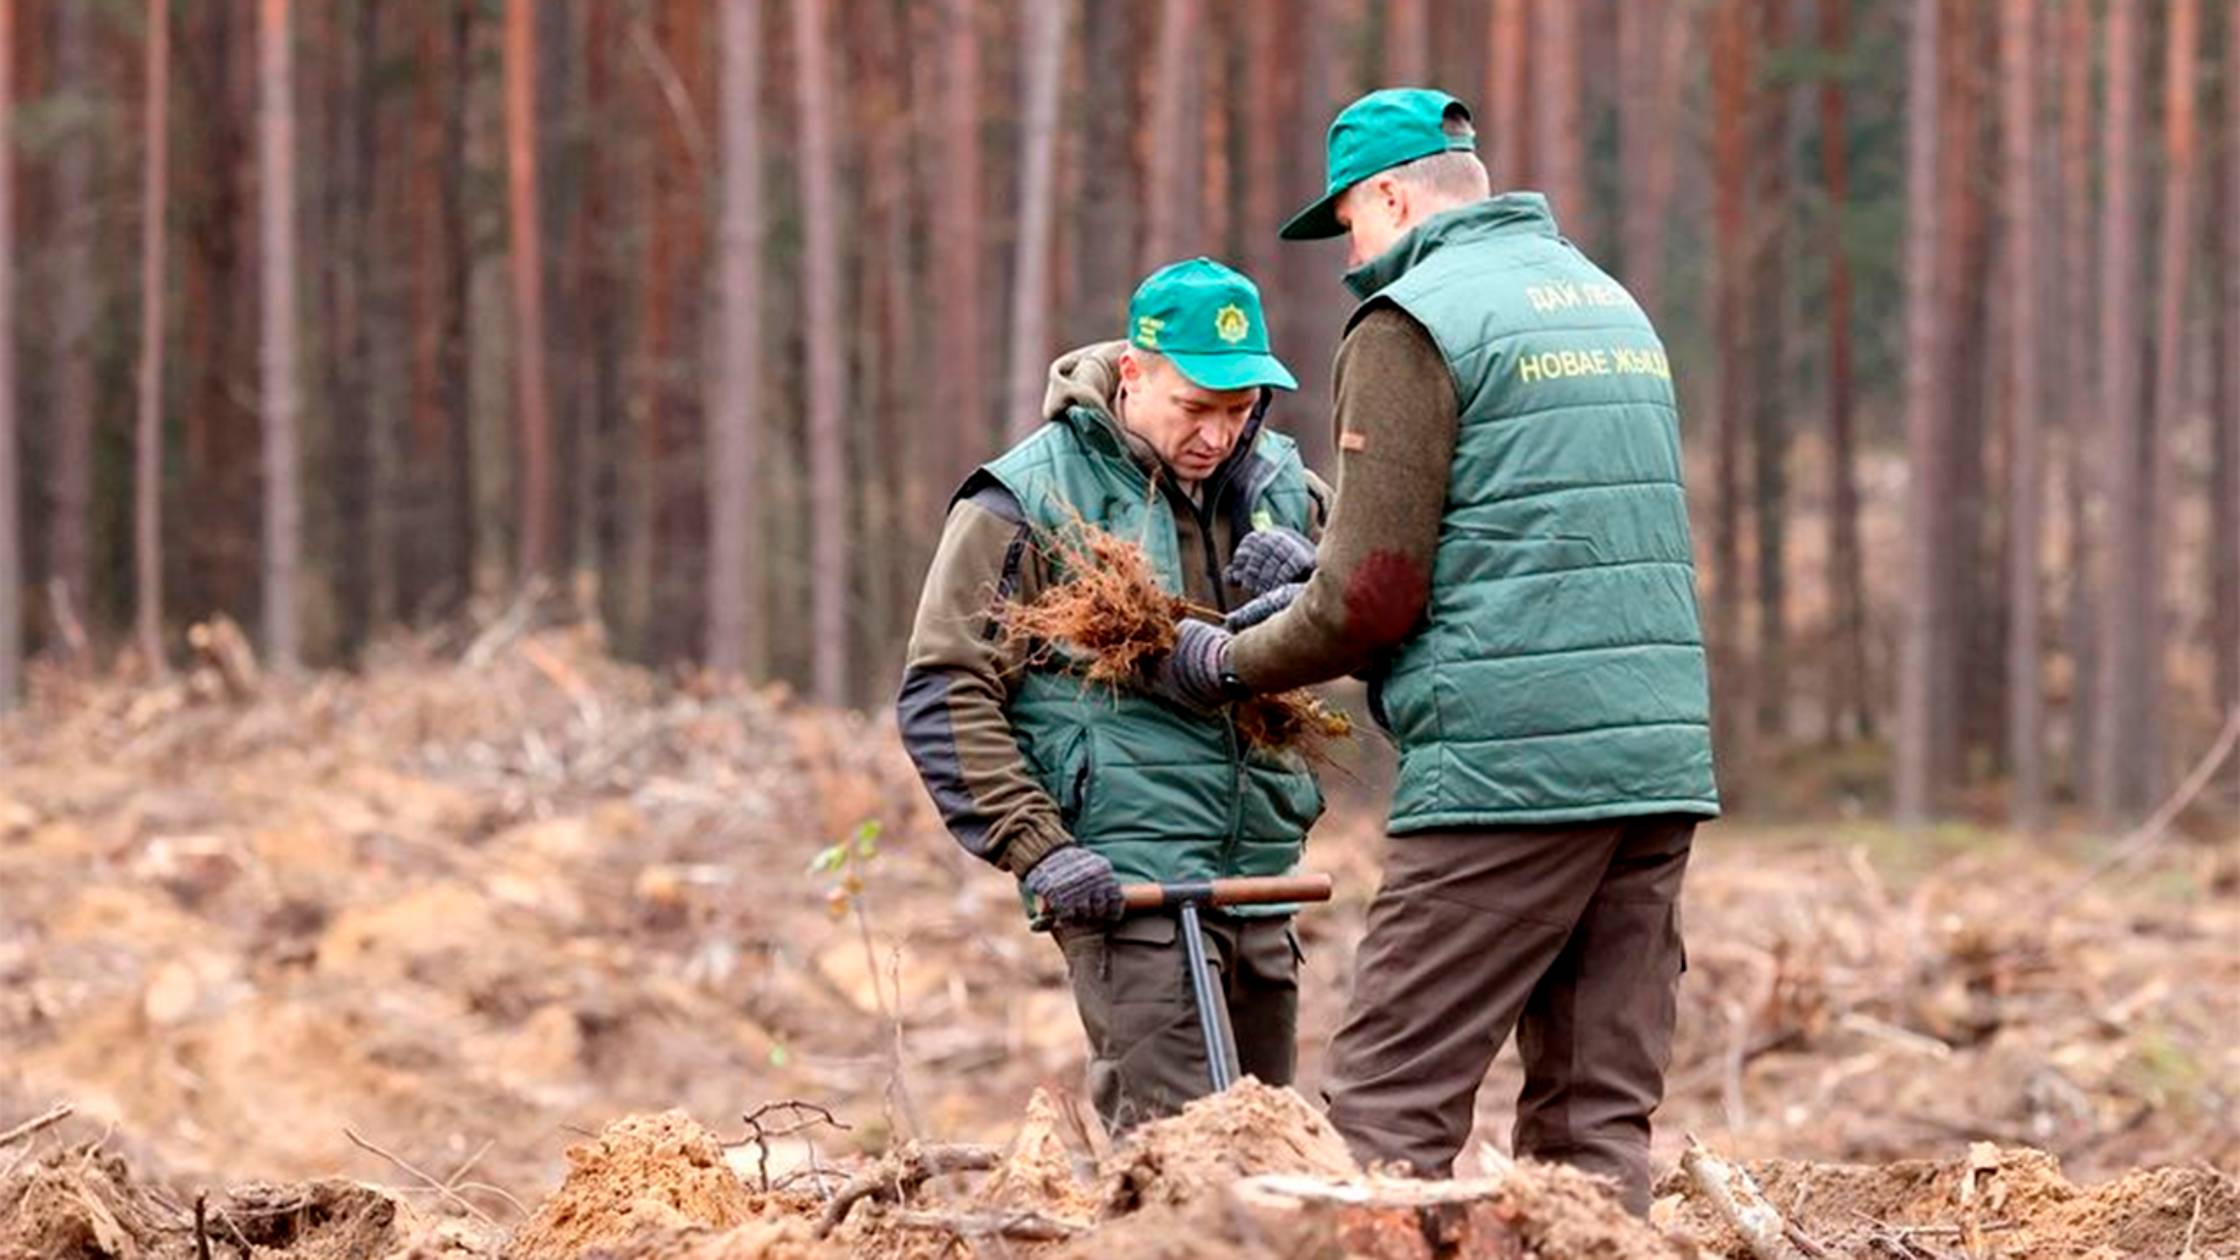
[1043, 340, 1129, 424]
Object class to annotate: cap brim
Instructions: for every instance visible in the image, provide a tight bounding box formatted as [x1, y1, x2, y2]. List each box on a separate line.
[1279, 189, 1348, 241]
[1165, 350, 1299, 392]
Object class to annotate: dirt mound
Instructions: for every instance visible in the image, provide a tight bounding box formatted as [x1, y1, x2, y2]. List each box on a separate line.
[503, 1112, 766, 1260]
[969, 1088, 1097, 1219]
[1099, 1079, 1360, 1214]
[0, 1143, 423, 1260]
[1490, 1162, 1691, 1259]
[0, 1145, 185, 1260]
[1663, 1144, 2240, 1257]
[557, 1220, 820, 1259]
[1058, 1163, 1683, 1260]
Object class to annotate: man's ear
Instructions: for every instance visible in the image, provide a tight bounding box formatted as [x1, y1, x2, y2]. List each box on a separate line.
[1118, 348, 1141, 384]
[1377, 173, 1408, 225]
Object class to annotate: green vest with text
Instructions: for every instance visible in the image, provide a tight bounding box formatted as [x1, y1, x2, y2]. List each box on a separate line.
[1348, 193, 1721, 831]
[976, 406, 1324, 913]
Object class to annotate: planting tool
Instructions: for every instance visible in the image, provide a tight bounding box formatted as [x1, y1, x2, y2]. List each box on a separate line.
[1119, 873, 1333, 1092]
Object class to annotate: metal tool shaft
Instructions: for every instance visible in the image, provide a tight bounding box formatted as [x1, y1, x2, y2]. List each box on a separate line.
[1176, 899, 1234, 1092]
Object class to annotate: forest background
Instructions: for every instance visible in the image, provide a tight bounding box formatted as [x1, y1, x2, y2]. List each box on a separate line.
[0, 0, 2237, 833]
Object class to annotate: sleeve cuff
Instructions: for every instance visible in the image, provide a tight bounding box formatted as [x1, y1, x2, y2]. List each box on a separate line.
[998, 820, 1073, 878]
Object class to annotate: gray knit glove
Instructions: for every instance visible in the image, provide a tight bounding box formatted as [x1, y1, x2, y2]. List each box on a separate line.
[1226, 581, 1304, 632]
[1023, 845, 1125, 923]
[1145, 619, 1236, 714]
[1226, 527, 1317, 599]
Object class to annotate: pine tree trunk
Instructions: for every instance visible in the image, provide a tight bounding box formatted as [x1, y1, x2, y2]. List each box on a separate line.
[934, 0, 984, 487]
[2142, 0, 2198, 801]
[2217, 3, 2240, 780]
[2000, 0, 2045, 828]
[327, 0, 385, 643]
[1941, 0, 1994, 784]
[1383, 0, 1429, 84]
[792, 0, 848, 708]
[1618, 0, 1678, 317]
[1003, 0, 1068, 440]
[258, 0, 301, 670]
[1820, 0, 1869, 743]
[180, 1, 258, 636]
[1532, 0, 1587, 245]
[1241, 0, 1285, 289]
[1144, 0, 1201, 266]
[706, 0, 765, 677]
[2058, 0, 2095, 797]
[135, 0, 170, 674]
[1277, 0, 1339, 469]
[1486, 0, 1532, 188]
[848, 5, 906, 682]
[504, 0, 553, 584]
[50, 0, 95, 629]
[0, 0, 17, 707]
[1199, 2, 1232, 258]
[2091, 0, 2146, 818]
[1709, 0, 1753, 788]
[672, 7, 714, 663]
[1895, 0, 1947, 824]
[1071, 0, 1136, 348]
[621, 12, 666, 661]
[1750, 0, 1792, 741]
[441, 3, 479, 614]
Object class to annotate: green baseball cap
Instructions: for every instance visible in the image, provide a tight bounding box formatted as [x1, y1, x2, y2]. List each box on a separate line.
[1127, 257, 1298, 392]
[1280, 88, 1476, 241]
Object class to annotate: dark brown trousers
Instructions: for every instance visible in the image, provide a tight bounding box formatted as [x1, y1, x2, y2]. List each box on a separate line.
[1053, 913, 1299, 1134]
[1323, 815, 1695, 1214]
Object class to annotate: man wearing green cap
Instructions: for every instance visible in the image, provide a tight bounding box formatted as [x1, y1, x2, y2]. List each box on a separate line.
[897, 258, 1330, 1132]
[1144, 89, 1719, 1213]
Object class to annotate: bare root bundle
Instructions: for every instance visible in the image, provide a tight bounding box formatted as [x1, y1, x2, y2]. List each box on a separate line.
[1236, 691, 1353, 760]
[1000, 521, 1352, 758]
[1000, 525, 1182, 686]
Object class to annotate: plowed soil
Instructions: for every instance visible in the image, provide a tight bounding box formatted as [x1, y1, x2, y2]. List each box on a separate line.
[3, 631, 2234, 1257]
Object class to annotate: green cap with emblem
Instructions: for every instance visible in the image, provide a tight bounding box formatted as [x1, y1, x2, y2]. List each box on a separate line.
[1280, 87, 1476, 241]
[1127, 257, 1298, 392]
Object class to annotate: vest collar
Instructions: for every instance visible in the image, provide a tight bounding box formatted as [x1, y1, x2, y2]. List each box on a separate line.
[1055, 390, 1273, 505]
[1343, 192, 1559, 300]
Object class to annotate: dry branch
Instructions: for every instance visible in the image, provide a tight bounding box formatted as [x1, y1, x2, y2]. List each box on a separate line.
[0, 1103, 73, 1148]
[814, 1142, 1001, 1237]
[1682, 1135, 1808, 1260]
[342, 1127, 498, 1225]
[2048, 705, 2240, 910]
[726, 1100, 851, 1193]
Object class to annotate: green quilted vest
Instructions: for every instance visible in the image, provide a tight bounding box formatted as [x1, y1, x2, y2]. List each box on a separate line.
[1348, 194, 1721, 831]
[978, 405, 1324, 913]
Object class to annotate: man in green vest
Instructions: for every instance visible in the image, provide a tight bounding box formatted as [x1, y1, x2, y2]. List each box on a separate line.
[897, 258, 1329, 1133]
[1144, 89, 1720, 1214]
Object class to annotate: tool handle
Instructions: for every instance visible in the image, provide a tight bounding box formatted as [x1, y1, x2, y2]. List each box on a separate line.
[1120, 872, 1334, 911]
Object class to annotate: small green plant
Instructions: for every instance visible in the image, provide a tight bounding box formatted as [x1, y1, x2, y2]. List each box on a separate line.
[808, 818, 883, 920]
[806, 819, 923, 1139]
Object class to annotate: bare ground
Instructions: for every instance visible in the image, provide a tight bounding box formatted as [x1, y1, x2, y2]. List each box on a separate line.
[2, 629, 2233, 1256]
